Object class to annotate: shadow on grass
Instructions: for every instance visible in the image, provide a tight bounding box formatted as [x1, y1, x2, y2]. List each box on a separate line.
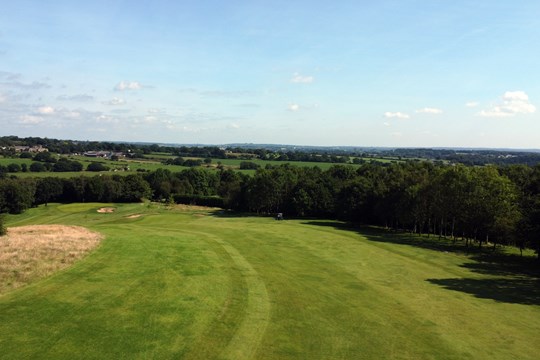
[303, 220, 540, 305]
[426, 277, 540, 305]
[302, 220, 481, 254]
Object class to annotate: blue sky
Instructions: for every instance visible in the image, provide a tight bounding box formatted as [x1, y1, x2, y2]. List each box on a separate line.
[1, 0, 539, 148]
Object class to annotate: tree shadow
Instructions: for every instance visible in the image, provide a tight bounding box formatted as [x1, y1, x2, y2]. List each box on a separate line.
[462, 253, 540, 278]
[303, 220, 540, 305]
[426, 277, 540, 305]
[303, 220, 540, 275]
[302, 220, 482, 254]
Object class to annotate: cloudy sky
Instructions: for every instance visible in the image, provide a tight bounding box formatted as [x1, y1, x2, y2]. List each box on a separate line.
[1, 0, 539, 148]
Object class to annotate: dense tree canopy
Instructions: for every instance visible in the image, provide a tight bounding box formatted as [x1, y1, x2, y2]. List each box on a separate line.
[1, 161, 539, 257]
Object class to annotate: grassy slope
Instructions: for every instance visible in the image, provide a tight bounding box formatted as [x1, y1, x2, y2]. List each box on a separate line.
[0, 204, 538, 359]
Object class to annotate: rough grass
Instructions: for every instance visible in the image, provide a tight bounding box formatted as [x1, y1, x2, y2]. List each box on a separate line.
[0, 203, 538, 359]
[0, 225, 102, 295]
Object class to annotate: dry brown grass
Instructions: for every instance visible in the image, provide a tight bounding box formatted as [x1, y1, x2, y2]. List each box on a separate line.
[170, 204, 220, 211]
[0, 225, 103, 295]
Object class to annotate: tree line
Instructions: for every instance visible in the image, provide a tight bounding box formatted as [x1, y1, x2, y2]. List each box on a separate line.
[5, 135, 540, 166]
[0, 162, 539, 257]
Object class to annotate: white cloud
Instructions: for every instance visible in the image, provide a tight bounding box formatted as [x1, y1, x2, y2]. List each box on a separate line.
[114, 81, 143, 91]
[288, 103, 300, 112]
[228, 123, 240, 129]
[57, 94, 94, 102]
[290, 72, 314, 84]
[37, 106, 55, 114]
[1, 81, 50, 89]
[96, 114, 117, 124]
[63, 110, 81, 119]
[384, 112, 409, 119]
[103, 97, 126, 105]
[415, 107, 442, 114]
[0, 71, 21, 81]
[200, 90, 255, 97]
[19, 115, 44, 124]
[479, 91, 536, 118]
[466, 101, 479, 108]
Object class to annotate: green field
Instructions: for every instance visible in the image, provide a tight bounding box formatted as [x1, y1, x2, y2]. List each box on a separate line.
[2, 154, 388, 178]
[1, 204, 539, 359]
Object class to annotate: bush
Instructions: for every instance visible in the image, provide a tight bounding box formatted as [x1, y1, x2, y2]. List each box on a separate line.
[87, 162, 110, 172]
[7, 163, 21, 173]
[52, 159, 83, 172]
[240, 161, 260, 170]
[29, 162, 47, 172]
[33, 152, 57, 163]
[183, 159, 203, 167]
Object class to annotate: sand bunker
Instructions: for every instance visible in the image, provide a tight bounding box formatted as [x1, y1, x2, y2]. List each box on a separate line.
[126, 214, 142, 219]
[97, 207, 115, 213]
[0, 225, 103, 295]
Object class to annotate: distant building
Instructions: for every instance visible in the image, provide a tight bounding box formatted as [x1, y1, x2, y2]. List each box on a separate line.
[83, 151, 124, 159]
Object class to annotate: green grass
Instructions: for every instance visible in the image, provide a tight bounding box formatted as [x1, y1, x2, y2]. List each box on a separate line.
[0, 157, 34, 166]
[1, 204, 539, 359]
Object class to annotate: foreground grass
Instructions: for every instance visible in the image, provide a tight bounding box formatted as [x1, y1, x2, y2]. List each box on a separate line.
[0, 203, 538, 359]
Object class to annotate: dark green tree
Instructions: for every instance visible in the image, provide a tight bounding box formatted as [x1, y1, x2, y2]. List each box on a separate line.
[122, 174, 151, 202]
[0, 214, 7, 236]
[87, 162, 110, 172]
[33, 151, 57, 163]
[0, 178, 36, 214]
[7, 163, 21, 173]
[29, 162, 47, 172]
[35, 177, 64, 206]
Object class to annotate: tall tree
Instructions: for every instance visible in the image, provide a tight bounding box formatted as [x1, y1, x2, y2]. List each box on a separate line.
[35, 177, 63, 206]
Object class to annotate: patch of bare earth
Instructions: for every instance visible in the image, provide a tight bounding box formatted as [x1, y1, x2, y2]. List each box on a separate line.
[97, 207, 115, 213]
[0, 225, 103, 295]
